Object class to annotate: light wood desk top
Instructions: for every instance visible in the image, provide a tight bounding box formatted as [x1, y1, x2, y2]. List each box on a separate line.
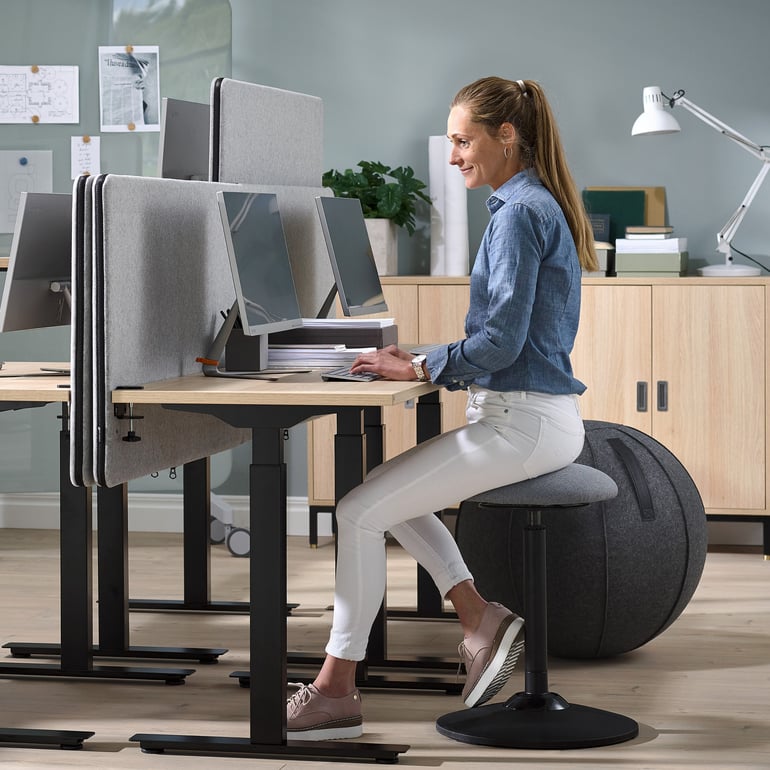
[111, 372, 438, 408]
[0, 361, 69, 402]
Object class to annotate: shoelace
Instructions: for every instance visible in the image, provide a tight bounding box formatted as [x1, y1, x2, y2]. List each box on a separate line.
[456, 640, 470, 680]
[287, 682, 313, 718]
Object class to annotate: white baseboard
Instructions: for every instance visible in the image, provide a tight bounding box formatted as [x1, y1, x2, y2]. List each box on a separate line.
[0, 492, 331, 537]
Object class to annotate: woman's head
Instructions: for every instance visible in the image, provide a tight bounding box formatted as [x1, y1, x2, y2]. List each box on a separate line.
[449, 76, 597, 271]
[450, 76, 535, 174]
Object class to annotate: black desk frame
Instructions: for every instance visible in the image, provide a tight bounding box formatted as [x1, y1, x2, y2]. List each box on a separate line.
[0, 403, 198, 685]
[131, 399, 419, 763]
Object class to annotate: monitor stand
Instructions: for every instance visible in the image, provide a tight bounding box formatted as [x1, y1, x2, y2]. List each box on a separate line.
[316, 283, 338, 319]
[196, 302, 309, 380]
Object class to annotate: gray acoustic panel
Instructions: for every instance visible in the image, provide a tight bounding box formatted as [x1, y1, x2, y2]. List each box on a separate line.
[210, 77, 323, 187]
[92, 175, 333, 488]
[69, 174, 95, 487]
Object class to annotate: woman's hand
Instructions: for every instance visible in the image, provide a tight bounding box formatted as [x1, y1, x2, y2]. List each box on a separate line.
[349, 345, 423, 381]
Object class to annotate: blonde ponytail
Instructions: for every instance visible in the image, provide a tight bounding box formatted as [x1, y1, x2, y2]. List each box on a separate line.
[451, 77, 598, 271]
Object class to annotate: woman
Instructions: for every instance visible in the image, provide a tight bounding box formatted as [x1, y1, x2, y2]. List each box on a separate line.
[287, 76, 598, 740]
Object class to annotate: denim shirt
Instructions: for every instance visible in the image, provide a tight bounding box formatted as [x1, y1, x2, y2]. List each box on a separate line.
[426, 170, 586, 395]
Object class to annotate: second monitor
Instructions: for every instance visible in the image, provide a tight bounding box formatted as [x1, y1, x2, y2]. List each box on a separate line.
[315, 196, 388, 317]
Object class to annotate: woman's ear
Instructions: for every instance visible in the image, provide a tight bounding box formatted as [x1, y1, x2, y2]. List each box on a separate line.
[499, 121, 516, 145]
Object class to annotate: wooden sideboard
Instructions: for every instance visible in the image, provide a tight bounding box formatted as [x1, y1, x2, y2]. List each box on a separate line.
[307, 275, 770, 520]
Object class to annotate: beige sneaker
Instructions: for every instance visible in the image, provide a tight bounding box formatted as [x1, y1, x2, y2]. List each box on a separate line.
[459, 602, 525, 707]
[286, 683, 363, 741]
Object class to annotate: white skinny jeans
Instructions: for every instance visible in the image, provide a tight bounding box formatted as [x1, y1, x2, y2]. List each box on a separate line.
[325, 386, 586, 661]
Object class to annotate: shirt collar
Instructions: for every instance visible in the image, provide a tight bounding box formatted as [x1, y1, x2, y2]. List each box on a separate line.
[486, 169, 541, 214]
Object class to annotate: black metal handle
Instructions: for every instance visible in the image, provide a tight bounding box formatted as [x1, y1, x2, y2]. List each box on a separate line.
[636, 381, 648, 412]
[657, 381, 668, 411]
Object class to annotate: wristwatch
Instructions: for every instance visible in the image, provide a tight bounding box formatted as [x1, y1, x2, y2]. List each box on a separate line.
[411, 354, 429, 381]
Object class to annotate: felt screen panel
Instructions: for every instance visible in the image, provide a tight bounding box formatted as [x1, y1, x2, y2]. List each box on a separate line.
[210, 78, 323, 187]
[91, 175, 332, 487]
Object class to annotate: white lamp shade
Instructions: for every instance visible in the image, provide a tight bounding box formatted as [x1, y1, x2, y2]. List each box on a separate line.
[632, 86, 681, 135]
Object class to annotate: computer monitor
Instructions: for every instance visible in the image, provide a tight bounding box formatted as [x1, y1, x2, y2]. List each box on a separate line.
[201, 190, 304, 377]
[157, 97, 210, 180]
[0, 192, 72, 332]
[314, 196, 388, 316]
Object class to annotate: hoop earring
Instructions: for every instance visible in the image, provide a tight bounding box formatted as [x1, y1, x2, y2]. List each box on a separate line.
[503, 146, 512, 160]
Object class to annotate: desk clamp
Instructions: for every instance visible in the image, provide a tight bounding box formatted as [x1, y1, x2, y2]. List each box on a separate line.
[114, 402, 143, 442]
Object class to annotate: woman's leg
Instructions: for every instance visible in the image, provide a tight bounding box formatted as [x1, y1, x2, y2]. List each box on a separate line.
[293, 392, 584, 722]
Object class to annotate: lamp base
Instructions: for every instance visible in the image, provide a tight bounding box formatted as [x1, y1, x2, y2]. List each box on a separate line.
[699, 262, 761, 276]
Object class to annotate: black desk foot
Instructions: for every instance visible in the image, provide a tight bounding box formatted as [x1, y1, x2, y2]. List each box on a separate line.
[0, 662, 193, 685]
[130, 732, 409, 763]
[3, 641, 225, 664]
[436, 691, 638, 749]
[0, 727, 94, 750]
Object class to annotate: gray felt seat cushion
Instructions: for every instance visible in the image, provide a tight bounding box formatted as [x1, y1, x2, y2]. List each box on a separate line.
[466, 464, 618, 508]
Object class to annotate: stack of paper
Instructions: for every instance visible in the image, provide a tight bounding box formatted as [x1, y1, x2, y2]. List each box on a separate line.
[267, 344, 375, 369]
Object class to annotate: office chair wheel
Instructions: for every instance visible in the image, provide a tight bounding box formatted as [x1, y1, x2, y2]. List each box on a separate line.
[226, 526, 251, 557]
[209, 514, 226, 545]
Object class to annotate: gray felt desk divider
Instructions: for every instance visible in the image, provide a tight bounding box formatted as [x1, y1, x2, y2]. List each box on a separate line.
[70, 174, 95, 487]
[90, 174, 333, 488]
[210, 77, 323, 186]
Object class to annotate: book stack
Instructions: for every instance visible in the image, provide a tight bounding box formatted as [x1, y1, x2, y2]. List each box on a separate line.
[583, 241, 614, 277]
[614, 225, 688, 276]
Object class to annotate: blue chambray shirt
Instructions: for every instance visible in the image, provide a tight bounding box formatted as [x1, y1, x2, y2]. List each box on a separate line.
[426, 170, 586, 395]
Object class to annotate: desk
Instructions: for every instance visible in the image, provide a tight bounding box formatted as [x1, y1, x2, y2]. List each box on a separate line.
[0, 364, 198, 685]
[120, 372, 436, 763]
[0, 365, 93, 748]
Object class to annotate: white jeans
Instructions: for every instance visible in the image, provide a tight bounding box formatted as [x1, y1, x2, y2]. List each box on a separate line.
[325, 386, 586, 661]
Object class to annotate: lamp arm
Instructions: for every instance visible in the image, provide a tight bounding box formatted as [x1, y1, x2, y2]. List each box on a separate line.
[716, 160, 770, 256]
[676, 96, 766, 160]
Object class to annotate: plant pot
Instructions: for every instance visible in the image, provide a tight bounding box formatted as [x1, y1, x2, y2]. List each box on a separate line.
[364, 218, 398, 275]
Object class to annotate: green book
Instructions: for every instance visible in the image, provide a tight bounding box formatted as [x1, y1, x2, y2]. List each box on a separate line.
[582, 189, 646, 244]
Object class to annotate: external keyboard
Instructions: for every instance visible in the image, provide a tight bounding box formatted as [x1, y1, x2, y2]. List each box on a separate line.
[321, 365, 382, 382]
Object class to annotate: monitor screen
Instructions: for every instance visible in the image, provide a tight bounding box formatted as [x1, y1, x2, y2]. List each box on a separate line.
[315, 196, 388, 316]
[0, 192, 72, 332]
[157, 97, 210, 180]
[216, 190, 303, 337]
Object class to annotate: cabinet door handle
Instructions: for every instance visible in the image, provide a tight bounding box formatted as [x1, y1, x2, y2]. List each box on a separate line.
[657, 381, 668, 411]
[636, 381, 648, 412]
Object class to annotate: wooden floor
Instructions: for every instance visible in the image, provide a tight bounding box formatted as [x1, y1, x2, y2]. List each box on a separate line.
[0, 528, 768, 769]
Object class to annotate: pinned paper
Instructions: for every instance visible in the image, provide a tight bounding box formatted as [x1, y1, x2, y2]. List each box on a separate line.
[71, 135, 101, 179]
[0, 150, 53, 232]
[0, 65, 80, 124]
[98, 45, 160, 132]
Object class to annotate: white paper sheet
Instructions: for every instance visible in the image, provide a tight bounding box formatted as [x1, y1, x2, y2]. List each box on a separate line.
[0, 150, 53, 232]
[71, 135, 101, 179]
[429, 135, 469, 276]
[0, 65, 79, 124]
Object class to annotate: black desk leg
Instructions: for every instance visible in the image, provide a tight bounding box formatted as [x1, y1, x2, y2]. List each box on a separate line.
[0, 414, 192, 683]
[132, 423, 407, 763]
[129, 458, 250, 615]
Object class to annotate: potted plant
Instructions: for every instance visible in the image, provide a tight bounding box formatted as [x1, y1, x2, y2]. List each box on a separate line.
[322, 160, 432, 274]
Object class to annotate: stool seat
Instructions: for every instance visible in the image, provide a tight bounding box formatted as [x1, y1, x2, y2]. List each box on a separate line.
[467, 464, 618, 508]
[437, 462, 638, 750]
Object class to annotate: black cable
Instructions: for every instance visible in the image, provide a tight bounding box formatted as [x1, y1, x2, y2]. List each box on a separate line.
[729, 243, 769, 273]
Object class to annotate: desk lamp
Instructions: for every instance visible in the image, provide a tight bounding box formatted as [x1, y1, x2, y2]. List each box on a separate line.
[631, 86, 767, 276]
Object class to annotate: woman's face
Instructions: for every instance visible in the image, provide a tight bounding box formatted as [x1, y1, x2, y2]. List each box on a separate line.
[447, 105, 518, 191]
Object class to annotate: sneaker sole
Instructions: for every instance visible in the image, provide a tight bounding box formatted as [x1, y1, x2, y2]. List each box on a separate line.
[287, 723, 363, 741]
[464, 616, 525, 708]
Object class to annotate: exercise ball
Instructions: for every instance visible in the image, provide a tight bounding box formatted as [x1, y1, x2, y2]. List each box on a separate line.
[455, 421, 708, 658]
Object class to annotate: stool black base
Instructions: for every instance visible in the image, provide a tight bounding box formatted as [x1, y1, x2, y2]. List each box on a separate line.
[436, 691, 639, 749]
[437, 465, 638, 751]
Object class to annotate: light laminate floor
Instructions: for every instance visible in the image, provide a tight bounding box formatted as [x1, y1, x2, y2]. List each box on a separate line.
[0, 528, 768, 769]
